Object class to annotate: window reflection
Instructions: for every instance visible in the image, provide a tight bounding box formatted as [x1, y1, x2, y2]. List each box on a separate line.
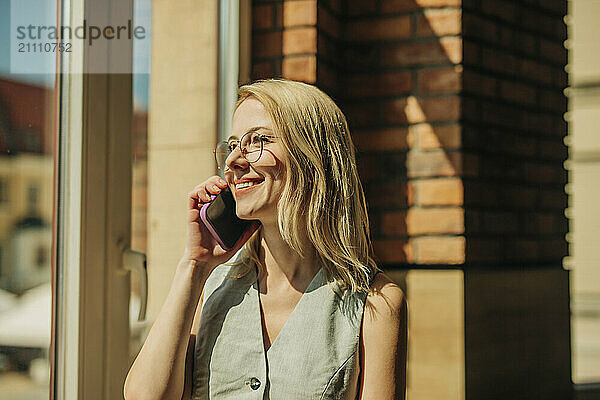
[129, 0, 150, 363]
[0, 43, 55, 400]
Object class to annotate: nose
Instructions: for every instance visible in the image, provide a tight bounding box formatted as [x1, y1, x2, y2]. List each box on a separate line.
[225, 146, 250, 172]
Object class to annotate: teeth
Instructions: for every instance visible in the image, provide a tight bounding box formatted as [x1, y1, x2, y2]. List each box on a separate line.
[236, 181, 262, 189]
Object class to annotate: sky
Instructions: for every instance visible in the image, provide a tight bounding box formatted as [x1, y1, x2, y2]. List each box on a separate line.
[0, 0, 150, 110]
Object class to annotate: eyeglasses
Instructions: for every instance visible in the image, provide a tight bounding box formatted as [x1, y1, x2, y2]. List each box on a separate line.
[214, 130, 277, 171]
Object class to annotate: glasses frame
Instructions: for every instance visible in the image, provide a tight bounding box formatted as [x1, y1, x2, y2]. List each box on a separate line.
[214, 130, 276, 171]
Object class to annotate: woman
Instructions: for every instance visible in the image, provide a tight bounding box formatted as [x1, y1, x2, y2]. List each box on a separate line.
[124, 79, 407, 400]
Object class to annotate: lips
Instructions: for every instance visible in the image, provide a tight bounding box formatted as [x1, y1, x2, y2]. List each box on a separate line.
[233, 177, 265, 194]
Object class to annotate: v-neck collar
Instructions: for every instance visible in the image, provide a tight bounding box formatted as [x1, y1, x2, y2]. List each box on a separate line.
[250, 266, 326, 356]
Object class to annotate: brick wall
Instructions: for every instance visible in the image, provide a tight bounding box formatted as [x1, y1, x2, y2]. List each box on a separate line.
[251, 0, 568, 271]
[461, 0, 568, 268]
[249, 1, 571, 398]
[342, 0, 465, 267]
[252, 0, 319, 84]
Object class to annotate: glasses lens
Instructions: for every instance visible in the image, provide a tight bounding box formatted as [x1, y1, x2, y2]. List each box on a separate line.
[215, 141, 230, 170]
[241, 132, 263, 163]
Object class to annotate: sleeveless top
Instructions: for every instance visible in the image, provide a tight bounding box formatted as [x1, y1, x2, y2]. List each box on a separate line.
[192, 249, 376, 400]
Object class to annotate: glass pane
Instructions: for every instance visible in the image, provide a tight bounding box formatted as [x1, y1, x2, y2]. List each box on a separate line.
[129, 0, 151, 361]
[0, 0, 57, 398]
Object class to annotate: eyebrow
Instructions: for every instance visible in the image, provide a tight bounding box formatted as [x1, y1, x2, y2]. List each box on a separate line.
[227, 126, 272, 141]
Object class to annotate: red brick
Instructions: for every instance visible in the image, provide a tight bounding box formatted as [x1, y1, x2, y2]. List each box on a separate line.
[482, 211, 519, 234]
[274, 3, 283, 28]
[381, 211, 407, 235]
[539, 88, 567, 113]
[419, 66, 462, 93]
[501, 184, 537, 210]
[538, 0, 567, 16]
[519, 60, 553, 85]
[503, 132, 536, 157]
[357, 154, 379, 180]
[414, 178, 463, 206]
[416, 236, 465, 264]
[283, 0, 317, 27]
[538, 139, 567, 161]
[463, 70, 497, 97]
[406, 150, 462, 178]
[405, 207, 464, 235]
[481, 0, 516, 22]
[346, 16, 412, 41]
[498, 26, 516, 48]
[317, 62, 337, 91]
[539, 238, 567, 261]
[282, 55, 316, 83]
[353, 128, 410, 151]
[253, 4, 274, 30]
[462, 13, 498, 44]
[253, 32, 282, 58]
[481, 48, 518, 75]
[463, 40, 480, 65]
[317, 5, 340, 38]
[464, 181, 500, 207]
[323, 0, 342, 14]
[344, 102, 380, 127]
[500, 81, 536, 105]
[373, 239, 414, 264]
[282, 27, 317, 55]
[251, 61, 274, 80]
[382, 37, 462, 66]
[466, 238, 502, 263]
[462, 153, 479, 177]
[381, 98, 409, 124]
[383, 96, 460, 124]
[505, 239, 539, 262]
[317, 34, 339, 63]
[516, 31, 536, 55]
[540, 38, 567, 65]
[382, 0, 460, 12]
[365, 180, 413, 209]
[537, 213, 557, 235]
[416, 0, 461, 7]
[411, 123, 462, 149]
[417, 9, 462, 37]
[420, 96, 461, 122]
[347, 71, 412, 97]
[347, 0, 378, 15]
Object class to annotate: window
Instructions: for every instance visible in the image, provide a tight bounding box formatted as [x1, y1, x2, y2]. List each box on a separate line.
[0, 179, 8, 204]
[27, 183, 39, 208]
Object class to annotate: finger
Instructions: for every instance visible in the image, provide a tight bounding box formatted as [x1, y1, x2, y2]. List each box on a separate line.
[213, 176, 229, 188]
[188, 190, 199, 209]
[205, 183, 223, 195]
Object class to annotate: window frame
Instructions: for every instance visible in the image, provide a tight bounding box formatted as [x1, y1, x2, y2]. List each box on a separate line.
[53, 0, 134, 398]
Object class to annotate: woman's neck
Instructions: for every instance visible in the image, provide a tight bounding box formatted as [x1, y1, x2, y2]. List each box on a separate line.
[257, 222, 320, 293]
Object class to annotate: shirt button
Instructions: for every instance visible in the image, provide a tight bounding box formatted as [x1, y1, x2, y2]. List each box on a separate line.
[246, 377, 261, 390]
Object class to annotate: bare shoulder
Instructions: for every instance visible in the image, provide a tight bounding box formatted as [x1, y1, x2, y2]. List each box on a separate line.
[359, 273, 408, 399]
[364, 272, 407, 321]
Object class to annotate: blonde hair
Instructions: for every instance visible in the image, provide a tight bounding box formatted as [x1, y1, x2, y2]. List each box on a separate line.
[228, 79, 379, 293]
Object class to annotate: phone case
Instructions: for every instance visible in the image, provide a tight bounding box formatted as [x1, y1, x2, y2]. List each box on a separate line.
[199, 187, 254, 250]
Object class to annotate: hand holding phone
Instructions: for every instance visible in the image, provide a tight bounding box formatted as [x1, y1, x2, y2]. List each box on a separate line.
[199, 187, 256, 250]
[185, 177, 259, 268]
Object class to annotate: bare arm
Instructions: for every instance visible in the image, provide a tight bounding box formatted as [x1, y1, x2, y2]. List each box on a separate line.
[123, 257, 210, 400]
[124, 176, 257, 400]
[358, 273, 408, 400]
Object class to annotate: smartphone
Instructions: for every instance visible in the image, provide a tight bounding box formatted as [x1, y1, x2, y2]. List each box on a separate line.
[199, 186, 255, 250]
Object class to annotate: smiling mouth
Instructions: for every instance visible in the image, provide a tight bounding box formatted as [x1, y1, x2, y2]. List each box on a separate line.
[235, 180, 264, 194]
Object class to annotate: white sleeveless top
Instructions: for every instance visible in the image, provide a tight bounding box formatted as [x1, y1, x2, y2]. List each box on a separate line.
[192, 250, 374, 399]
